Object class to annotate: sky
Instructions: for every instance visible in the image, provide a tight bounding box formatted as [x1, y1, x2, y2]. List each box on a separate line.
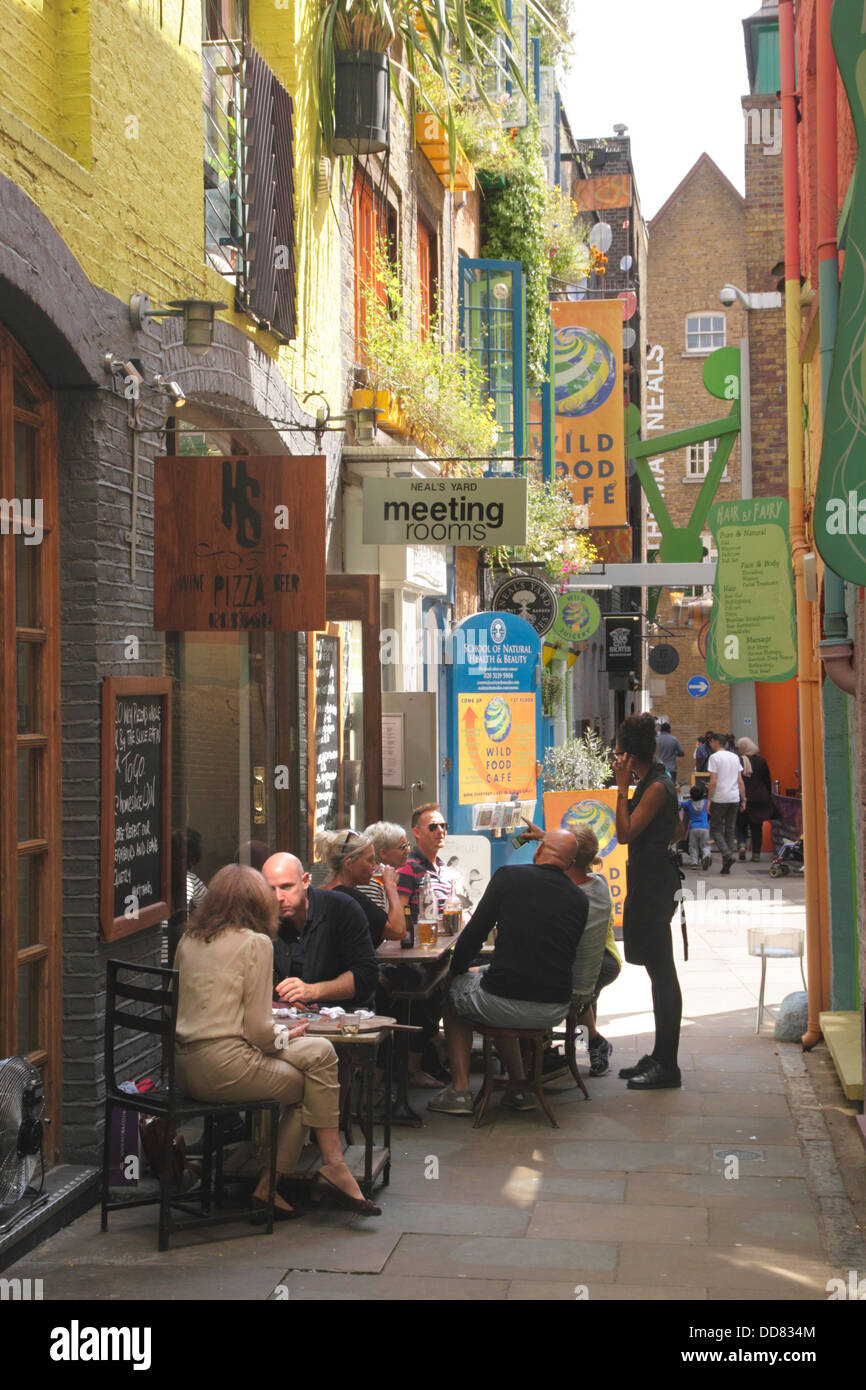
[559, 0, 758, 220]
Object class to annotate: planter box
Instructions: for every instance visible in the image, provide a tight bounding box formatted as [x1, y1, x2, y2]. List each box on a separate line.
[415, 112, 475, 191]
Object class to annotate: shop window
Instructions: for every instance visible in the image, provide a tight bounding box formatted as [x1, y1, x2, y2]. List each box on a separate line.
[353, 179, 392, 354]
[0, 327, 62, 1151]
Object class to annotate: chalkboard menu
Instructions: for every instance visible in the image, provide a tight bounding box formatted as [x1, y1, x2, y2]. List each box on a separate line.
[101, 677, 172, 941]
[306, 631, 342, 840]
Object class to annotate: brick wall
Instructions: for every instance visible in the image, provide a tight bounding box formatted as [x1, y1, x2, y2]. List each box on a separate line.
[646, 155, 747, 755]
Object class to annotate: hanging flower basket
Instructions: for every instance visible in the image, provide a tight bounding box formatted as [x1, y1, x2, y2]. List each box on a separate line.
[333, 49, 390, 156]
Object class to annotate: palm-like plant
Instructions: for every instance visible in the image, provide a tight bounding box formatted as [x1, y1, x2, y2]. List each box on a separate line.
[313, 0, 563, 174]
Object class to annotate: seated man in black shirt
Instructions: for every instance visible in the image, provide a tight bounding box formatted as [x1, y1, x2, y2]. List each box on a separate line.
[429, 831, 587, 1116]
[262, 853, 379, 1010]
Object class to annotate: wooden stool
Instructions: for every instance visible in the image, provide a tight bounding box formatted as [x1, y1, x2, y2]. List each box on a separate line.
[563, 1008, 590, 1100]
[473, 1027, 559, 1129]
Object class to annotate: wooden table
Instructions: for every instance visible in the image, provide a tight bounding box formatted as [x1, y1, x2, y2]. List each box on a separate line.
[377, 930, 463, 1126]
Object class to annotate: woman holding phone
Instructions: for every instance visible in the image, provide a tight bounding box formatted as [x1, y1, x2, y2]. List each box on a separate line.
[613, 713, 684, 1091]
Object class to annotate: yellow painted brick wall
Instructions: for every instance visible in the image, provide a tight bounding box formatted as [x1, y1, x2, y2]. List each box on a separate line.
[0, 0, 343, 412]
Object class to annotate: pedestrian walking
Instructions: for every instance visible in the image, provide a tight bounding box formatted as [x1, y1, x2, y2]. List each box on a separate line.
[706, 732, 746, 874]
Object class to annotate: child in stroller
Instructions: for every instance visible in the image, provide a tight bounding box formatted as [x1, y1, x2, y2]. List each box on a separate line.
[769, 835, 804, 877]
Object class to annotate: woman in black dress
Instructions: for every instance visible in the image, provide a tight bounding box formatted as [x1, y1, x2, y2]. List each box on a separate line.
[736, 738, 774, 862]
[613, 713, 684, 1090]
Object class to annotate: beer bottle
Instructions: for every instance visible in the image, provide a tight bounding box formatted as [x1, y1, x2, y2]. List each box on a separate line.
[401, 902, 415, 949]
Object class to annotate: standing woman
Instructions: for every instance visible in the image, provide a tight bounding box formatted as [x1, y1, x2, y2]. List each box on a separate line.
[736, 738, 775, 862]
[613, 713, 684, 1090]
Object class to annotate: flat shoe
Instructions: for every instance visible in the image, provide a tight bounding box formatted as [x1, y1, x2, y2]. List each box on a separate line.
[316, 1172, 381, 1216]
[250, 1196, 306, 1223]
[627, 1060, 682, 1091]
[618, 1054, 654, 1080]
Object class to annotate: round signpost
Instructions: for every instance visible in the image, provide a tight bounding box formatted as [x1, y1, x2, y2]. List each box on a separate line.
[492, 575, 558, 637]
[648, 643, 680, 675]
[687, 674, 710, 698]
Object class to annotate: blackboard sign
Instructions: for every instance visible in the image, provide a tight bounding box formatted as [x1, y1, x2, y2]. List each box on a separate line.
[313, 634, 341, 832]
[101, 677, 172, 941]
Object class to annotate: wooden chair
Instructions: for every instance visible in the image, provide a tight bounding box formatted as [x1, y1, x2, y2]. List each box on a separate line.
[100, 960, 279, 1251]
[472, 1026, 559, 1129]
[562, 1007, 590, 1100]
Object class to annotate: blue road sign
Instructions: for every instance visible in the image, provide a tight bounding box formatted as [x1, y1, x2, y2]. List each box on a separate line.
[687, 675, 710, 698]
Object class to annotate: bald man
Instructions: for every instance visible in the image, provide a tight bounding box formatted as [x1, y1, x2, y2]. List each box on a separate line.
[429, 833, 589, 1115]
[262, 852, 378, 1010]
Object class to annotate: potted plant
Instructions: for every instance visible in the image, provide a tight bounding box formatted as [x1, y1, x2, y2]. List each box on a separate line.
[313, 0, 564, 173]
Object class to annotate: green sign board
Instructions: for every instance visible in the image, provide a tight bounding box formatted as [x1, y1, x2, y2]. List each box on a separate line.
[814, 0, 866, 582]
[548, 591, 601, 647]
[706, 497, 797, 684]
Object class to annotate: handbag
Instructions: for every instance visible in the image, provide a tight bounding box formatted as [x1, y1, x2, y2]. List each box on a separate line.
[139, 1114, 187, 1186]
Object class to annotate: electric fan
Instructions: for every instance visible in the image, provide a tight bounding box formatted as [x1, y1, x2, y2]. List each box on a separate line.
[0, 1057, 47, 1206]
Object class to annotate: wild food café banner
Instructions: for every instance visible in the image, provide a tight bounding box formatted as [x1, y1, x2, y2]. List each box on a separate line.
[362, 477, 528, 546]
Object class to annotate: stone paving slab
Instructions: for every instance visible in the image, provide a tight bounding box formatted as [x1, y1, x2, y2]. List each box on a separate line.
[662, 1114, 799, 1145]
[383, 1233, 617, 1281]
[706, 1207, 824, 1253]
[526, 1199, 708, 1245]
[506, 1280, 708, 1301]
[276, 1272, 510, 1300]
[616, 1241, 837, 1296]
[625, 1172, 815, 1211]
[372, 1198, 530, 1237]
[552, 1140, 715, 1173]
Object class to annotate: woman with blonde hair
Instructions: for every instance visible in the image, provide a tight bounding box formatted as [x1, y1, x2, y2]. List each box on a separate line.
[316, 828, 406, 945]
[736, 737, 775, 862]
[174, 863, 380, 1218]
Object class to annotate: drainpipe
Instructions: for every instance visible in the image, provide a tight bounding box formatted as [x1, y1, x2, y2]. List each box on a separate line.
[817, 0, 856, 692]
[780, 0, 826, 1048]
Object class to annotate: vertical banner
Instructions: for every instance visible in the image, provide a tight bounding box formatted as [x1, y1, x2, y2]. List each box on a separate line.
[551, 300, 627, 526]
[706, 497, 797, 683]
[543, 789, 629, 929]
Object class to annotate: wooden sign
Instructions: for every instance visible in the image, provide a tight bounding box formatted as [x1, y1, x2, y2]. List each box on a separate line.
[101, 677, 171, 942]
[153, 455, 326, 631]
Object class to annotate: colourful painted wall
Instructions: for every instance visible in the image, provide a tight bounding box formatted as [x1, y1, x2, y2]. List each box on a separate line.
[0, 0, 343, 410]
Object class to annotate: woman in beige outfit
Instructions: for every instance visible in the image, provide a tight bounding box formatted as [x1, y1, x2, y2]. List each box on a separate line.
[174, 863, 380, 1217]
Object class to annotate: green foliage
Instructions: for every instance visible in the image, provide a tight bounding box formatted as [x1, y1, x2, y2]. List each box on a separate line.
[540, 666, 564, 717]
[545, 185, 591, 284]
[361, 249, 497, 460]
[488, 476, 598, 583]
[479, 122, 550, 382]
[313, 0, 565, 177]
[543, 729, 613, 792]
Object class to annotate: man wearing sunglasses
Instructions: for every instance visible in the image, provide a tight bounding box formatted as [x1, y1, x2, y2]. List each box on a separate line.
[397, 803, 459, 922]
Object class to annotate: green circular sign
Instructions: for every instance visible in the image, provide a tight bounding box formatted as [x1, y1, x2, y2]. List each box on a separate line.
[549, 591, 601, 646]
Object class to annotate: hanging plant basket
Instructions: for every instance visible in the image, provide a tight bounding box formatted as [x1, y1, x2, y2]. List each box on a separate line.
[333, 49, 390, 156]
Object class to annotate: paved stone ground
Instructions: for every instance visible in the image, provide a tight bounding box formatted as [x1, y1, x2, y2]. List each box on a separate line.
[6, 859, 865, 1302]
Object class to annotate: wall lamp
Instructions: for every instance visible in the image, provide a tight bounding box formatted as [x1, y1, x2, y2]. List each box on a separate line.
[152, 375, 187, 407]
[129, 293, 227, 356]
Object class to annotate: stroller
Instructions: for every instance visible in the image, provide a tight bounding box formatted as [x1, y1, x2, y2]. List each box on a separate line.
[769, 835, 804, 877]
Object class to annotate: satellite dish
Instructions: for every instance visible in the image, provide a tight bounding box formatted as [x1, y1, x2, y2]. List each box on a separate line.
[590, 222, 613, 252]
[620, 254, 633, 272]
[613, 123, 629, 137]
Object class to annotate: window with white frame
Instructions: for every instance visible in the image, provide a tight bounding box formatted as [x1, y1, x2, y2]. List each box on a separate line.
[686, 438, 719, 476]
[685, 313, 725, 353]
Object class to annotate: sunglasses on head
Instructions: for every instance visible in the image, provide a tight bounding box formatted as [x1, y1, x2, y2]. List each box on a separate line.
[342, 829, 360, 849]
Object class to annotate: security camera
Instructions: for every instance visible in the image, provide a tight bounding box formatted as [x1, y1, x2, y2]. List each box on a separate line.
[719, 284, 739, 307]
[103, 353, 144, 386]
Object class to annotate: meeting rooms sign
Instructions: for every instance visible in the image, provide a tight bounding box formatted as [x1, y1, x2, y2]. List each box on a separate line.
[362, 477, 528, 547]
